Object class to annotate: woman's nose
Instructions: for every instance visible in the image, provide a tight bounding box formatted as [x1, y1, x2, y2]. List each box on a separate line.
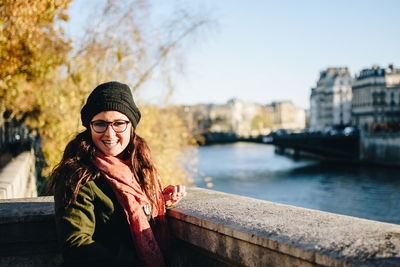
[103, 124, 116, 136]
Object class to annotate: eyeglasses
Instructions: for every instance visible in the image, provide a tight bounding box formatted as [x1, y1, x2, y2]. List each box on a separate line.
[90, 120, 130, 133]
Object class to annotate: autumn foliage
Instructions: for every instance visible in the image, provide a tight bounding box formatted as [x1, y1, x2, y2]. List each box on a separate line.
[0, 0, 71, 121]
[0, 0, 205, 190]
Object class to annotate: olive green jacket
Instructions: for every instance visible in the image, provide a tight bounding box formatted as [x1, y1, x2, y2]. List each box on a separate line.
[54, 177, 143, 267]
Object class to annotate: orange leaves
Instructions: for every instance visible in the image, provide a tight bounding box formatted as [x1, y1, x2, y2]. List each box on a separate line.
[1, 0, 206, 186]
[137, 105, 197, 185]
[0, 0, 71, 82]
[0, 1, 71, 116]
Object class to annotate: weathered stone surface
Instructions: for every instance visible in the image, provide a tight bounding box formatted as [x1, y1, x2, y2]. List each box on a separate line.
[0, 151, 37, 199]
[169, 187, 400, 266]
[0, 189, 400, 266]
[0, 196, 54, 223]
[0, 196, 60, 267]
[360, 133, 400, 166]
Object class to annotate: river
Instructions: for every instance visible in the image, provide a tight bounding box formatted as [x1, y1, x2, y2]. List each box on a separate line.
[192, 142, 400, 225]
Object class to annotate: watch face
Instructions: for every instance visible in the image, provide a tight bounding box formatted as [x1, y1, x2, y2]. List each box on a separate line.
[143, 203, 152, 216]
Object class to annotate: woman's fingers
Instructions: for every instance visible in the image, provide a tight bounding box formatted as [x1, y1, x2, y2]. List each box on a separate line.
[177, 185, 186, 198]
[163, 185, 174, 194]
[173, 185, 186, 200]
[177, 185, 185, 194]
[163, 185, 187, 207]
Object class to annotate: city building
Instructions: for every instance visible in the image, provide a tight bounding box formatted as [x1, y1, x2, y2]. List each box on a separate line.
[181, 98, 306, 138]
[268, 101, 306, 131]
[351, 64, 400, 130]
[208, 98, 270, 137]
[309, 67, 352, 131]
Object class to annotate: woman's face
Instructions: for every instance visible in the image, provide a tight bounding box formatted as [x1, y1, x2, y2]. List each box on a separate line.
[90, 111, 132, 157]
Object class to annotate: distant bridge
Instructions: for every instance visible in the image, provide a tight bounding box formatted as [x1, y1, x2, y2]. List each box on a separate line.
[198, 131, 360, 160]
[265, 133, 360, 160]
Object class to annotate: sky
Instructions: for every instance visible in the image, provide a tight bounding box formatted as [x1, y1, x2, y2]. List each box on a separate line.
[65, 0, 400, 109]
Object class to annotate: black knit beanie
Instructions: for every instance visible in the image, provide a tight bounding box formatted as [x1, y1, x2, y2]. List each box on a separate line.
[81, 81, 141, 129]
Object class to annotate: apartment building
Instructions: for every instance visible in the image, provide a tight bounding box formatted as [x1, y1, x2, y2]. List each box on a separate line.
[309, 67, 352, 131]
[182, 98, 306, 137]
[352, 64, 400, 129]
[269, 101, 306, 131]
[210, 98, 267, 137]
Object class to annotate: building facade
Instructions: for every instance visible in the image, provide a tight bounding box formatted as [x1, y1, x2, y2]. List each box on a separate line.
[182, 99, 306, 138]
[268, 101, 306, 131]
[209, 98, 272, 137]
[352, 64, 400, 130]
[309, 67, 352, 131]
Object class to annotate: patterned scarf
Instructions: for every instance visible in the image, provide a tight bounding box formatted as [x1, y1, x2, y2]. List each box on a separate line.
[93, 153, 169, 267]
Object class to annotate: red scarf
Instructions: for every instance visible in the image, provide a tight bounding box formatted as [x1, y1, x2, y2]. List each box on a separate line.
[93, 153, 169, 267]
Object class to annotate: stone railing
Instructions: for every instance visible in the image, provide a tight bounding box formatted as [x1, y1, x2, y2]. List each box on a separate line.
[0, 188, 400, 266]
[0, 196, 59, 266]
[0, 150, 37, 199]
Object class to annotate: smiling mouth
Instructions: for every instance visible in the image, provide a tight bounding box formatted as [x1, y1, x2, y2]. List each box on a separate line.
[102, 140, 118, 146]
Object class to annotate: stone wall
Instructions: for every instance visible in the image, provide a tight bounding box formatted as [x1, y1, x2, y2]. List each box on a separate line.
[1, 188, 400, 266]
[0, 196, 59, 266]
[360, 133, 400, 166]
[0, 150, 37, 199]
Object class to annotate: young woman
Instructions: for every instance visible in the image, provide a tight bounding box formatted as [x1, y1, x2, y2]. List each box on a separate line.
[49, 81, 186, 267]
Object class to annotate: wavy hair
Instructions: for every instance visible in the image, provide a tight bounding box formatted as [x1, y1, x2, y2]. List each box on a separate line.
[48, 128, 159, 208]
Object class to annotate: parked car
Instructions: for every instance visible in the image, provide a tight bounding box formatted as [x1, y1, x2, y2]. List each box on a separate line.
[343, 126, 359, 136]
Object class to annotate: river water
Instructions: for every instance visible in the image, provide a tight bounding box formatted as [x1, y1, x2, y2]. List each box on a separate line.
[192, 142, 400, 225]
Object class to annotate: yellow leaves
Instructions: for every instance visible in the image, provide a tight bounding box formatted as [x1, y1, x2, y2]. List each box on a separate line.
[137, 104, 197, 186]
[1, 0, 206, 188]
[0, 0, 71, 107]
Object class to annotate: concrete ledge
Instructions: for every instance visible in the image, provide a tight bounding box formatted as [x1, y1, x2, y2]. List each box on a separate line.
[0, 151, 37, 199]
[0, 196, 61, 267]
[0, 189, 400, 266]
[169, 188, 400, 266]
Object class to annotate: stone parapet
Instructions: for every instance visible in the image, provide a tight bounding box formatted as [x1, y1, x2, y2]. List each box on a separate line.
[169, 188, 400, 266]
[1, 188, 400, 266]
[0, 150, 37, 199]
[0, 196, 60, 266]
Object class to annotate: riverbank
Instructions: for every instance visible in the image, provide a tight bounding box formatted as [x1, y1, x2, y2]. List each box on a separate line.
[273, 132, 400, 168]
[197, 132, 263, 145]
[360, 132, 400, 167]
[200, 131, 400, 168]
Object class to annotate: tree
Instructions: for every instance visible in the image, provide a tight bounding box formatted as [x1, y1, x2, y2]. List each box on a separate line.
[35, 0, 208, 188]
[1, 0, 208, 188]
[0, 0, 71, 123]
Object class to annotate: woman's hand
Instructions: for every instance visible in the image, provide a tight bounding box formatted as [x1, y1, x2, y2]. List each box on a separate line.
[163, 185, 186, 207]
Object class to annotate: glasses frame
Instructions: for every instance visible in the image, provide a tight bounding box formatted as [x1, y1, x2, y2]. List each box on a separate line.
[90, 120, 130, 133]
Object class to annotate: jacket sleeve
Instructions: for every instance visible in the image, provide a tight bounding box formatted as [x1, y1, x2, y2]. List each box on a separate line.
[54, 181, 141, 266]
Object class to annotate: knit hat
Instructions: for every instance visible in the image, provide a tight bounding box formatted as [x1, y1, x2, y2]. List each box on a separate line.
[81, 81, 141, 129]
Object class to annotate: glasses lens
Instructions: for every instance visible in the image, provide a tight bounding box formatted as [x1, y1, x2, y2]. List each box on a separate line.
[112, 121, 128, 133]
[91, 120, 129, 133]
[92, 121, 107, 133]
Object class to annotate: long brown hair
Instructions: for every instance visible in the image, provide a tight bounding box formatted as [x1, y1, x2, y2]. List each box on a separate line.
[48, 128, 159, 208]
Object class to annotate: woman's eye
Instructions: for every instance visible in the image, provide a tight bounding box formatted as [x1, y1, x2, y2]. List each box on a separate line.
[114, 121, 125, 126]
[94, 122, 107, 127]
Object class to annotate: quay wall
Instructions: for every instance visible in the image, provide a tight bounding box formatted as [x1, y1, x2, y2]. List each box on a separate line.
[1, 188, 400, 266]
[0, 150, 37, 199]
[360, 133, 400, 166]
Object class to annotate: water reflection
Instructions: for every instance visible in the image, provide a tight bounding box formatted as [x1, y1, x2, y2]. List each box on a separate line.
[193, 142, 400, 224]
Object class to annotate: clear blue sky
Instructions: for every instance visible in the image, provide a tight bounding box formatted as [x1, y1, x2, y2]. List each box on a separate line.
[66, 0, 400, 109]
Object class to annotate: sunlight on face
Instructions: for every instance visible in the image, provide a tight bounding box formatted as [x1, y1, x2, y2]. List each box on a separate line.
[90, 111, 131, 157]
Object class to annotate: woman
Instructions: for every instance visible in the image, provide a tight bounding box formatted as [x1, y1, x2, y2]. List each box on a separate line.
[49, 81, 186, 267]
